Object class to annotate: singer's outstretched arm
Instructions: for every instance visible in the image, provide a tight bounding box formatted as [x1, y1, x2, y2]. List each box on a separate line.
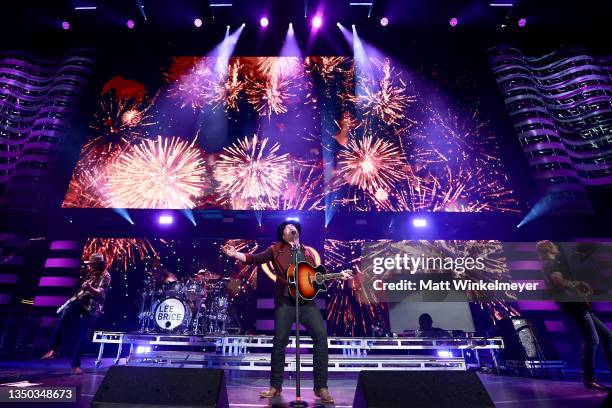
[244, 246, 274, 265]
[222, 244, 273, 265]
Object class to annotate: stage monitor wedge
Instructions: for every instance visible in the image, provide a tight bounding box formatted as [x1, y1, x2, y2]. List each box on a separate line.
[353, 370, 494, 408]
[92, 366, 229, 408]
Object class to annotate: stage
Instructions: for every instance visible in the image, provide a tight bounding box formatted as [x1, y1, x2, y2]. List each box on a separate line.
[91, 332, 504, 372]
[0, 358, 609, 408]
[1, 1, 612, 407]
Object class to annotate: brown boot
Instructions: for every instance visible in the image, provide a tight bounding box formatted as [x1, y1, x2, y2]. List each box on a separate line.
[259, 387, 282, 398]
[71, 367, 83, 375]
[41, 350, 56, 360]
[314, 387, 334, 404]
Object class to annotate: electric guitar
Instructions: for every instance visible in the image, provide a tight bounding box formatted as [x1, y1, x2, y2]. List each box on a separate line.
[56, 272, 103, 315]
[287, 261, 353, 301]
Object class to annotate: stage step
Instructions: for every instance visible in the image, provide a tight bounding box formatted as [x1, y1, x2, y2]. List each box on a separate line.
[127, 352, 467, 371]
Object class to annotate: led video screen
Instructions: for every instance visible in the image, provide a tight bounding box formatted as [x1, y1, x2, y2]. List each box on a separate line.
[63, 56, 518, 212]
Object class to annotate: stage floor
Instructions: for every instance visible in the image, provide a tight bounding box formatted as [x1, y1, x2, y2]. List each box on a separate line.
[0, 358, 610, 407]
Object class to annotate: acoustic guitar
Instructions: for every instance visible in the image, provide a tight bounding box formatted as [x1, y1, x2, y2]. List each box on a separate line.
[287, 261, 353, 301]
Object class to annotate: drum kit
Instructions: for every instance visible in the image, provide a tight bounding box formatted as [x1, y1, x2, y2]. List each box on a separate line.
[138, 268, 231, 334]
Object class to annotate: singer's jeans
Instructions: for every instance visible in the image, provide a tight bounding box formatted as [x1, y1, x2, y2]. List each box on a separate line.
[48, 301, 97, 368]
[270, 295, 328, 390]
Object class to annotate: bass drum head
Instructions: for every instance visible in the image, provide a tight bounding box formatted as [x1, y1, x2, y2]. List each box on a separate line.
[152, 297, 190, 332]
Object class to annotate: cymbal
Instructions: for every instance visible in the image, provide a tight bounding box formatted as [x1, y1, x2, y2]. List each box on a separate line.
[195, 270, 222, 280]
[164, 273, 178, 283]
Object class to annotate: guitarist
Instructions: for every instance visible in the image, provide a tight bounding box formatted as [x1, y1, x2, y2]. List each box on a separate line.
[41, 253, 111, 375]
[537, 241, 611, 391]
[221, 220, 338, 404]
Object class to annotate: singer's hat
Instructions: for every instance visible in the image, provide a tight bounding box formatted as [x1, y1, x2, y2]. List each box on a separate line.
[276, 220, 302, 242]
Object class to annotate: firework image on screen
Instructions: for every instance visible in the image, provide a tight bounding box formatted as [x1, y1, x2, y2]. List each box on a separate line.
[63, 56, 518, 212]
[324, 239, 515, 336]
[81, 237, 261, 332]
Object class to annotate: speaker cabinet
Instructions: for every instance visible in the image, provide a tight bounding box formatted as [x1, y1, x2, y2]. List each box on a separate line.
[92, 366, 229, 408]
[498, 316, 560, 362]
[353, 370, 494, 408]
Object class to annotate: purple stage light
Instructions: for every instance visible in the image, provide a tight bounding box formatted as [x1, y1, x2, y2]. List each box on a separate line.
[449, 17, 458, 27]
[61, 21, 70, 30]
[412, 218, 427, 228]
[518, 18, 527, 27]
[312, 15, 323, 29]
[260, 17, 269, 28]
[159, 215, 173, 225]
[127, 19, 135, 29]
[380, 17, 389, 27]
[194, 18, 203, 28]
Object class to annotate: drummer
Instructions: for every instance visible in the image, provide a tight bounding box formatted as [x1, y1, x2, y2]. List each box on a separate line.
[148, 258, 177, 284]
[194, 269, 221, 284]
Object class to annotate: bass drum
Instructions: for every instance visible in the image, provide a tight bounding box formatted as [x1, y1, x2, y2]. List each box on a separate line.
[152, 297, 191, 332]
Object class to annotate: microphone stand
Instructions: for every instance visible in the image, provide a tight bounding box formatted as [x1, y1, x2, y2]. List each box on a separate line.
[290, 243, 307, 408]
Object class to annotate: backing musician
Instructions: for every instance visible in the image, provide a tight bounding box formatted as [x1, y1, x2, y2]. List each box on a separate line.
[537, 241, 611, 391]
[221, 220, 342, 404]
[41, 253, 111, 375]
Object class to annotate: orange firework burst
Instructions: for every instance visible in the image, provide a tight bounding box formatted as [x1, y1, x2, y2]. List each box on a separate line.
[62, 167, 109, 208]
[86, 92, 156, 160]
[211, 60, 244, 111]
[82, 238, 158, 272]
[337, 135, 405, 192]
[257, 57, 303, 80]
[166, 57, 244, 112]
[307, 56, 354, 88]
[213, 135, 290, 209]
[246, 74, 296, 117]
[350, 58, 416, 128]
[106, 136, 206, 208]
[422, 166, 518, 212]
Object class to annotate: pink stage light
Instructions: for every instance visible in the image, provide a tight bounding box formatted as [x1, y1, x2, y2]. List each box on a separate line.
[61, 21, 70, 30]
[194, 18, 203, 28]
[260, 17, 269, 28]
[380, 17, 389, 27]
[312, 15, 323, 29]
[127, 19, 135, 29]
[449, 17, 458, 27]
[518, 18, 527, 27]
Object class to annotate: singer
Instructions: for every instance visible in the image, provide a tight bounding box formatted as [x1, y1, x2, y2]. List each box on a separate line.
[221, 220, 334, 404]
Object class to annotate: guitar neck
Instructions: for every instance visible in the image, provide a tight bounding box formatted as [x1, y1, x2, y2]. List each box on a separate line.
[319, 272, 346, 281]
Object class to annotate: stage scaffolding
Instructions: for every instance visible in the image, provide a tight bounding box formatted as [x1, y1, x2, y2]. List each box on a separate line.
[92, 331, 504, 372]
